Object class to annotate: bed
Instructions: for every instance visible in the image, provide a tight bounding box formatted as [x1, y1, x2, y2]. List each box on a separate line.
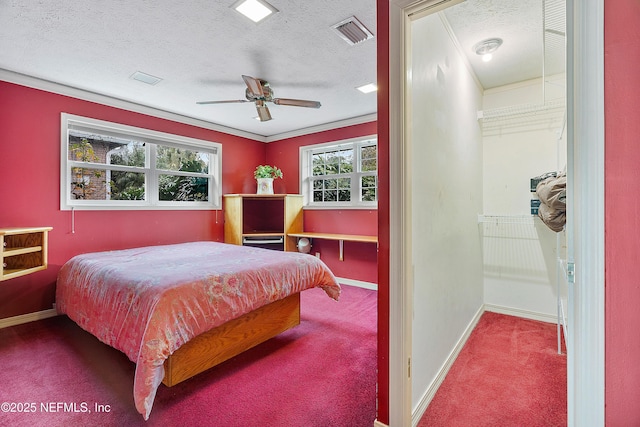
[55, 241, 340, 420]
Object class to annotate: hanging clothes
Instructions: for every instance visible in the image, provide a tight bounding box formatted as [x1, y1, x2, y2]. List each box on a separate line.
[536, 173, 566, 232]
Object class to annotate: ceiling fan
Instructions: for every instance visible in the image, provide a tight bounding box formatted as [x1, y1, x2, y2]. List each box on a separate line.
[197, 75, 321, 122]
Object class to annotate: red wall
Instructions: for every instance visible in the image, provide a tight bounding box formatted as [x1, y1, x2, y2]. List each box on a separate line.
[0, 81, 265, 319]
[265, 122, 379, 283]
[376, 0, 390, 422]
[0, 81, 381, 320]
[604, 1, 640, 424]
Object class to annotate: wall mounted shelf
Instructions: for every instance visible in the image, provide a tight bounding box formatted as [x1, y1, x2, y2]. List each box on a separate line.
[1, 227, 53, 281]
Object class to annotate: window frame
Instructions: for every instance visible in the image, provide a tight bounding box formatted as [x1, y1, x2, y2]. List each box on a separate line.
[299, 135, 378, 209]
[60, 113, 222, 210]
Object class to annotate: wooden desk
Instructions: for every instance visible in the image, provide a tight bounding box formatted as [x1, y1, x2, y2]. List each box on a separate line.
[287, 232, 378, 261]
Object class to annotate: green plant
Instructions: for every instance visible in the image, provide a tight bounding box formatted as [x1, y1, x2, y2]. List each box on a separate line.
[254, 165, 283, 179]
[70, 138, 105, 199]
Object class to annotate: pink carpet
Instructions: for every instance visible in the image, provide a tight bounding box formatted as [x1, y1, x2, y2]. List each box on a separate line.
[0, 285, 377, 427]
[418, 311, 567, 427]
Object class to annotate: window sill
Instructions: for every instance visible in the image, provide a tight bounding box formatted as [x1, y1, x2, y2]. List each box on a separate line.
[61, 205, 222, 211]
[303, 204, 377, 211]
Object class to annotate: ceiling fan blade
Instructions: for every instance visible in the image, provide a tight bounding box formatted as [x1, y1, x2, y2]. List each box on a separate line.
[255, 100, 272, 121]
[196, 100, 250, 105]
[242, 75, 265, 98]
[273, 98, 321, 109]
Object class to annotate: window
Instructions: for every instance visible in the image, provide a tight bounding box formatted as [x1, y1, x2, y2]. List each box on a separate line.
[300, 136, 377, 208]
[60, 113, 222, 210]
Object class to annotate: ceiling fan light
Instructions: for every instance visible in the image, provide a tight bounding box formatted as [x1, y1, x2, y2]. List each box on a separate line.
[232, 0, 278, 23]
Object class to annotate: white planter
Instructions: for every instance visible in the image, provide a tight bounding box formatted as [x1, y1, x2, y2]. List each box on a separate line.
[256, 178, 274, 194]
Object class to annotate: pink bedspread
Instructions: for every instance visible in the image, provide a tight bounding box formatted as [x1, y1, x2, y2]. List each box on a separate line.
[55, 242, 340, 420]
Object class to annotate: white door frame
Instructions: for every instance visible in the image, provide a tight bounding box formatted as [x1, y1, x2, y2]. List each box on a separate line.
[565, 0, 605, 425]
[387, 1, 412, 426]
[387, 0, 605, 425]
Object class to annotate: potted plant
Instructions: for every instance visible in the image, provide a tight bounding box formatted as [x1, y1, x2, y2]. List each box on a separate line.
[254, 165, 283, 194]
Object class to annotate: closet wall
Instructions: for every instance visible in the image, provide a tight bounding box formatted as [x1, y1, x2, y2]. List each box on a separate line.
[409, 12, 485, 412]
[481, 76, 566, 320]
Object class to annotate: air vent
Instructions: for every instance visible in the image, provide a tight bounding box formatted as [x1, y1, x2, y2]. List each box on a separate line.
[331, 16, 374, 46]
[130, 71, 163, 85]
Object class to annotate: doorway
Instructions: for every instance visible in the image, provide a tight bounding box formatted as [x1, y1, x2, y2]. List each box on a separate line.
[385, 0, 605, 425]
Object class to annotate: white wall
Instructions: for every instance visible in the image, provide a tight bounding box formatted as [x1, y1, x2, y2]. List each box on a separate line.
[481, 77, 567, 319]
[482, 76, 566, 214]
[409, 12, 484, 412]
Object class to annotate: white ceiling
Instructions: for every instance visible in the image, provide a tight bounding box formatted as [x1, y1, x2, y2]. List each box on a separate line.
[445, 0, 565, 90]
[0, 0, 563, 140]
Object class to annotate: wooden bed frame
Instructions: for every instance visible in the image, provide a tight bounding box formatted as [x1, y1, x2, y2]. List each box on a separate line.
[162, 292, 301, 387]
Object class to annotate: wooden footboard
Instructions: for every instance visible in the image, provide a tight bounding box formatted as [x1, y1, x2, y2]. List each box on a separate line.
[162, 292, 301, 387]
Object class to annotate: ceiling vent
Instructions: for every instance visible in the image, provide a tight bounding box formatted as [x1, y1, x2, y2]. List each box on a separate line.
[331, 16, 374, 46]
[130, 71, 162, 85]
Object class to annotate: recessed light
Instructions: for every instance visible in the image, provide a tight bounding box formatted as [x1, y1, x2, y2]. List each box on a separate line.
[357, 83, 378, 94]
[232, 0, 278, 23]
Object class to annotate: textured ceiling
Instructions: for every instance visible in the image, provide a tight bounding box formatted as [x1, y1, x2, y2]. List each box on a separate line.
[444, 0, 565, 90]
[0, 0, 377, 139]
[0, 0, 563, 140]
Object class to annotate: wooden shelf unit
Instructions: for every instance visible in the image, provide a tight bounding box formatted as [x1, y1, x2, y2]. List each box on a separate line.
[1, 227, 53, 281]
[223, 194, 303, 252]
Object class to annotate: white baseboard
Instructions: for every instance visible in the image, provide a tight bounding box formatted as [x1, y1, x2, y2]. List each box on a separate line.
[336, 277, 377, 291]
[411, 305, 484, 426]
[373, 420, 389, 427]
[483, 303, 557, 324]
[0, 308, 58, 329]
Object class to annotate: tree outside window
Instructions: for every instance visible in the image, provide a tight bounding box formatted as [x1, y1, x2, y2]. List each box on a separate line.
[61, 113, 221, 210]
[301, 136, 377, 208]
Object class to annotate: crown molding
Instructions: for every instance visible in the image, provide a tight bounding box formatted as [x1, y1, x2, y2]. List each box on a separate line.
[1, 68, 377, 144]
[0, 68, 267, 141]
[264, 113, 377, 143]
